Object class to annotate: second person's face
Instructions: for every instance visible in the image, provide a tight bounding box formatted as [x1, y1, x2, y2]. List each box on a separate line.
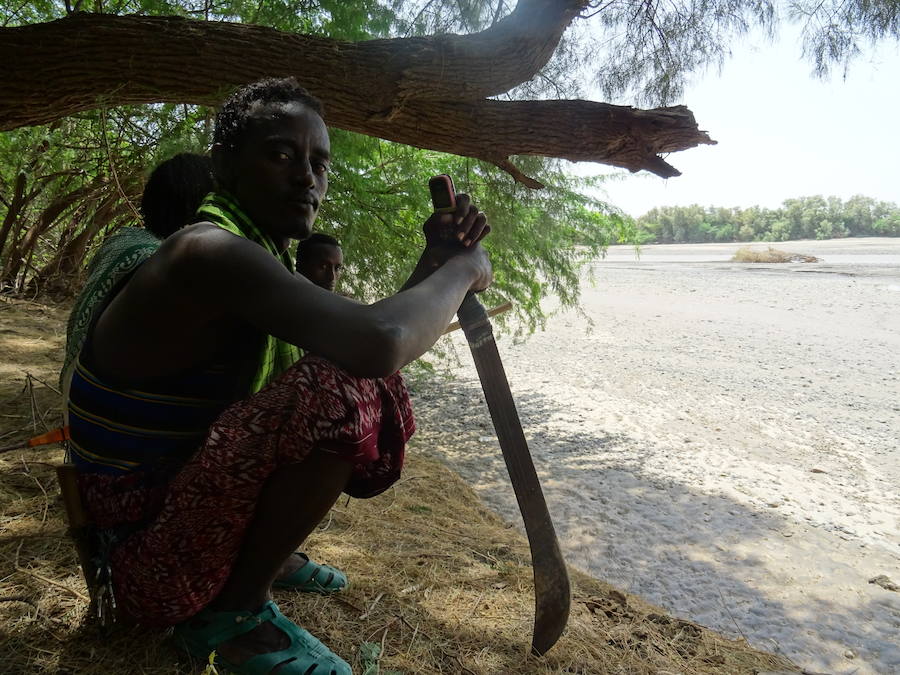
[298, 244, 343, 291]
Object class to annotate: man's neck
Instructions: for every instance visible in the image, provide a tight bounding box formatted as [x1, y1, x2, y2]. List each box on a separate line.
[272, 236, 290, 253]
[220, 190, 291, 254]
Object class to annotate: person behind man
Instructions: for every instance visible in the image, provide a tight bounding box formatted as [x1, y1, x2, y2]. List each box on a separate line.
[68, 78, 491, 675]
[139, 152, 217, 239]
[61, 153, 214, 397]
[296, 232, 343, 291]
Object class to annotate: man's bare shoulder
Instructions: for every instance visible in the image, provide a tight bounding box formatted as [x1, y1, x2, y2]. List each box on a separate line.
[152, 222, 284, 280]
[162, 221, 250, 258]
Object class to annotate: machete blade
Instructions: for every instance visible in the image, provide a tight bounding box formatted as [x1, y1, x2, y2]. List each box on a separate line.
[457, 295, 571, 655]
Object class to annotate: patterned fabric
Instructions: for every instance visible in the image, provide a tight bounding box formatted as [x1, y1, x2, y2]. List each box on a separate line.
[61, 228, 161, 389]
[67, 356, 239, 475]
[195, 191, 302, 392]
[77, 354, 415, 626]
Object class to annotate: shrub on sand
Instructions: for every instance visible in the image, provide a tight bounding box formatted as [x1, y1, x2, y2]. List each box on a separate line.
[732, 246, 821, 263]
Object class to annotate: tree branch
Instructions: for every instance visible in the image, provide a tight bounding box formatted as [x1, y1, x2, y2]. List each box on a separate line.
[0, 5, 587, 126]
[0, 5, 715, 184]
[340, 99, 716, 183]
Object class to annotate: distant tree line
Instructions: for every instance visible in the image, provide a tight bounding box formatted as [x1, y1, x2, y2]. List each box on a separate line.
[635, 195, 900, 244]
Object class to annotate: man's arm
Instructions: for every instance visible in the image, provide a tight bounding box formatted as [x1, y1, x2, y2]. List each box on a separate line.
[90, 196, 491, 382]
[169, 223, 490, 378]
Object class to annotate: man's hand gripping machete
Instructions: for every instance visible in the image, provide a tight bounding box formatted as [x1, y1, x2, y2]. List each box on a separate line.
[429, 175, 571, 655]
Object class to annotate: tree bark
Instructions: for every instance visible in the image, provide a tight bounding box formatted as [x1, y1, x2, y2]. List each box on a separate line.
[29, 190, 131, 296]
[0, 179, 105, 287]
[340, 99, 713, 186]
[0, 171, 27, 261]
[0, 5, 715, 184]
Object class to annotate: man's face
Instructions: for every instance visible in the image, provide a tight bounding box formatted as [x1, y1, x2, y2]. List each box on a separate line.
[219, 102, 330, 249]
[297, 243, 343, 291]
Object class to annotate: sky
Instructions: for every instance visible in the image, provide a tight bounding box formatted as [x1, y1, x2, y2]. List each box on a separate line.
[577, 27, 900, 218]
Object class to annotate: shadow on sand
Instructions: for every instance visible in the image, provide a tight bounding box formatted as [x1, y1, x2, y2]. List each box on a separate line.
[409, 377, 899, 673]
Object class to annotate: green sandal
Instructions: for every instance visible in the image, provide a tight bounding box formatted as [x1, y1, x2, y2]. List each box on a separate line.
[273, 553, 348, 594]
[174, 600, 351, 674]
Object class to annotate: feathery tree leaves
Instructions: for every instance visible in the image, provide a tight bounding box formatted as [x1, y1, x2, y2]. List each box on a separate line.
[1, 0, 897, 330]
[636, 195, 900, 244]
[0, 1, 632, 335]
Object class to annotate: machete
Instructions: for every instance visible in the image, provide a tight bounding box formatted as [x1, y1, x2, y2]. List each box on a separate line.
[456, 293, 571, 655]
[429, 174, 570, 653]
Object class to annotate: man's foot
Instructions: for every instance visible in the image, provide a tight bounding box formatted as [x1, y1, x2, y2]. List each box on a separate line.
[175, 601, 350, 674]
[273, 552, 348, 593]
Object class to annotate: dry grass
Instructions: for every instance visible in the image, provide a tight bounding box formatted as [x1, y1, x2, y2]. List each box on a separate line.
[731, 247, 821, 263]
[0, 296, 799, 674]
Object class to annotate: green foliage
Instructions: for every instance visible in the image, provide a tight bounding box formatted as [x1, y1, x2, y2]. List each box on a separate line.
[873, 212, 900, 235]
[3, 0, 897, 314]
[0, 1, 630, 335]
[590, 0, 776, 105]
[581, 0, 898, 105]
[320, 130, 629, 334]
[359, 641, 402, 675]
[0, 104, 214, 294]
[635, 195, 900, 243]
[789, 0, 900, 77]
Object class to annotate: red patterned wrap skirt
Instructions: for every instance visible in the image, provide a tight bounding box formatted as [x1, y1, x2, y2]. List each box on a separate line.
[76, 355, 415, 626]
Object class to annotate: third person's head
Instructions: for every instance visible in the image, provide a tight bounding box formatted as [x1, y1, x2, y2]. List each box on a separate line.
[296, 233, 343, 292]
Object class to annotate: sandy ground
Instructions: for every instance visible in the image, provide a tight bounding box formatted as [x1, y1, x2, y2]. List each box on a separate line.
[410, 237, 900, 675]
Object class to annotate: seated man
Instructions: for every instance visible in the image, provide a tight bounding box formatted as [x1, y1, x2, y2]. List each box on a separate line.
[296, 232, 343, 291]
[68, 77, 490, 675]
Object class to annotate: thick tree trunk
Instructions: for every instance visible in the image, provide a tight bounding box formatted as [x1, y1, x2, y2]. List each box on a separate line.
[0, 172, 27, 260]
[0, 6, 715, 184]
[0, 179, 104, 287]
[1, 3, 586, 121]
[29, 191, 131, 296]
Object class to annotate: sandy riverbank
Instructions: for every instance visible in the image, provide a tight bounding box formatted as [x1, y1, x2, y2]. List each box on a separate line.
[0, 297, 792, 674]
[412, 237, 900, 674]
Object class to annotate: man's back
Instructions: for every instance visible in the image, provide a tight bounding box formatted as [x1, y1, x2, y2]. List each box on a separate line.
[87, 223, 262, 387]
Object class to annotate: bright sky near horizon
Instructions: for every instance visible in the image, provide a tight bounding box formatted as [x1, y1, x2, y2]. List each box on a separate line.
[578, 27, 900, 218]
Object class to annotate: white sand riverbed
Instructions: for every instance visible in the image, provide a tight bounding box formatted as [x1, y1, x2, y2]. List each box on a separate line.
[410, 238, 900, 674]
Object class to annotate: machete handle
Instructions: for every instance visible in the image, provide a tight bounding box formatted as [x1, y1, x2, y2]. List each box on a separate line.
[457, 293, 493, 343]
[457, 292, 486, 323]
[428, 174, 457, 213]
[427, 174, 490, 325]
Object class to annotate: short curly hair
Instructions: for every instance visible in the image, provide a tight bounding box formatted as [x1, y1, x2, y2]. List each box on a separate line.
[296, 232, 341, 263]
[213, 77, 324, 149]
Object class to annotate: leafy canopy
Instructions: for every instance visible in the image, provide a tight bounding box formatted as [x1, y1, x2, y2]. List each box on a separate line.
[636, 195, 900, 244]
[1, 0, 897, 328]
[0, 0, 632, 338]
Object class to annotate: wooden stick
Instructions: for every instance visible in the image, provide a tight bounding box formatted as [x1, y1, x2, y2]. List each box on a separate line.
[14, 565, 90, 603]
[21, 370, 62, 396]
[443, 301, 512, 335]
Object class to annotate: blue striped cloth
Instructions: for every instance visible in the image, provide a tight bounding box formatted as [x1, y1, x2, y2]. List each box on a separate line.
[68, 357, 236, 475]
